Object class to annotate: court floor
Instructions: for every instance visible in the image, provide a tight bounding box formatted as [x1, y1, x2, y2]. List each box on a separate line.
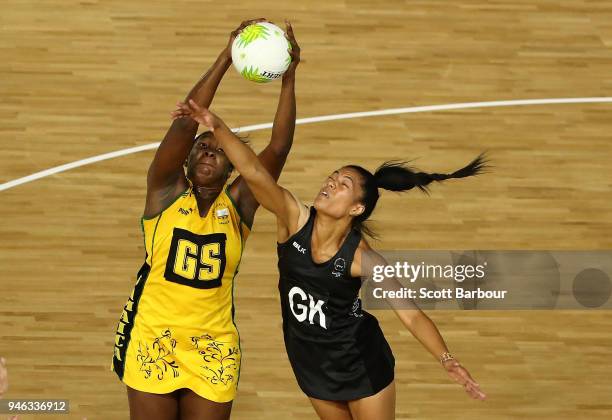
[1, 1, 612, 418]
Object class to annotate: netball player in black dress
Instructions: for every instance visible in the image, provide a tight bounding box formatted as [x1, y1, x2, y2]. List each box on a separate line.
[173, 101, 488, 419]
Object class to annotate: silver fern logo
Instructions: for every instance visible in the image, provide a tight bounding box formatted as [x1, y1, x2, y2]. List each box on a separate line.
[332, 258, 346, 277]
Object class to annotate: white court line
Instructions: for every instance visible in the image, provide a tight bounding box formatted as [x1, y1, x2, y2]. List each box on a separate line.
[1, 97, 611, 192]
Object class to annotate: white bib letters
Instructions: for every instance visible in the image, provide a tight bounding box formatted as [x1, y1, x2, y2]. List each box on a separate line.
[288, 286, 327, 329]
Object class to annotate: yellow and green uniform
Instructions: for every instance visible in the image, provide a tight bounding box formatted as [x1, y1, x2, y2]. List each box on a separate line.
[111, 184, 250, 402]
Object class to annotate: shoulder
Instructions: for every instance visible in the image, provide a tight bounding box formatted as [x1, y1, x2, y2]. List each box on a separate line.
[143, 182, 191, 220]
[286, 190, 310, 227]
[277, 189, 311, 242]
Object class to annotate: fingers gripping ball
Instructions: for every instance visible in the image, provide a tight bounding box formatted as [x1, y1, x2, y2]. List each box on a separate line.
[231, 22, 292, 83]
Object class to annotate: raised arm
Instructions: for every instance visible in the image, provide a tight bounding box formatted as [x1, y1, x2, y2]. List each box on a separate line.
[353, 243, 487, 401]
[228, 20, 301, 227]
[176, 100, 306, 241]
[144, 19, 265, 218]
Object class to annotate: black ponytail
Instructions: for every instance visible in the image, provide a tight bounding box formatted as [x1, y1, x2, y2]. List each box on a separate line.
[375, 152, 490, 194]
[347, 151, 491, 238]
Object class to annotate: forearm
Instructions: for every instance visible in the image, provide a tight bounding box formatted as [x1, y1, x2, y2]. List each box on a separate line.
[400, 310, 449, 363]
[380, 271, 449, 363]
[214, 122, 286, 214]
[149, 53, 231, 185]
[179, 52, 232, 132]
[249, 20, 299, 183]
[269, 76, 296, 157]
[185, 52, 232, 108]
[215, 123, 264, 179]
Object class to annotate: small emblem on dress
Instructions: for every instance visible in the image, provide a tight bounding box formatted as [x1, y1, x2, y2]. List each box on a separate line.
[216, 208, 229, 217]
[214, 206, 230, 224]
[349, 297, 364, 317]
[332, 257, 346, 277]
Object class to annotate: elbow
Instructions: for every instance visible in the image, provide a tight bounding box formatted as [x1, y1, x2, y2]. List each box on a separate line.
[173, 116, 197, 131]
[146, 164, 157, 188]
[268, 139, 293, 160]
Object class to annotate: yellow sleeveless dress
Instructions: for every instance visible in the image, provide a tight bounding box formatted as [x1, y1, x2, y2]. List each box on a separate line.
[111, 184, 249, 402]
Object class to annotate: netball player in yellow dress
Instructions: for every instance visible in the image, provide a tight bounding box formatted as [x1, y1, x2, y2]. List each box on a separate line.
[111, 20, 300, 420]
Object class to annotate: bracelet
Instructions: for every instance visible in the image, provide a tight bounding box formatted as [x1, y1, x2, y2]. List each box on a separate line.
[439, 351, 455, 364]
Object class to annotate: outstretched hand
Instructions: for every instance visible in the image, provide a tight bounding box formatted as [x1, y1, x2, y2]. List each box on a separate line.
[170, 99, 224, 133]
[223, 18, 268, 61]
[443, 359, 487, 400]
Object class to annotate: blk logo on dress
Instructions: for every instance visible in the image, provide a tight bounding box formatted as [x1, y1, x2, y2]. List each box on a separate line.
[293, 241, 307, 254]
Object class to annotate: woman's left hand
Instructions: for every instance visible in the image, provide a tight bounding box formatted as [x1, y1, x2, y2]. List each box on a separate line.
[443, 359, 487, 400]
[171, 99, 224, 132]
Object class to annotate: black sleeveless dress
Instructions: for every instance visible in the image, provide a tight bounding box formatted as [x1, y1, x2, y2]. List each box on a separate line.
[277, 206, 395, 401]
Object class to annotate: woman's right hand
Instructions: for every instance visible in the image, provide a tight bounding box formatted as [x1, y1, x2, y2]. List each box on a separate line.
[222, 18, 268, 61]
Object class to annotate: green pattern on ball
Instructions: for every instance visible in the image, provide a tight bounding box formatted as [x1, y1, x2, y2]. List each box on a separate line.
[236, 24, 270, 48]
[240, 66, 271, 83]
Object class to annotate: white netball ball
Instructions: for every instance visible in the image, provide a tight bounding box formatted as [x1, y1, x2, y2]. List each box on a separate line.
[231, 22, 292, 83]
